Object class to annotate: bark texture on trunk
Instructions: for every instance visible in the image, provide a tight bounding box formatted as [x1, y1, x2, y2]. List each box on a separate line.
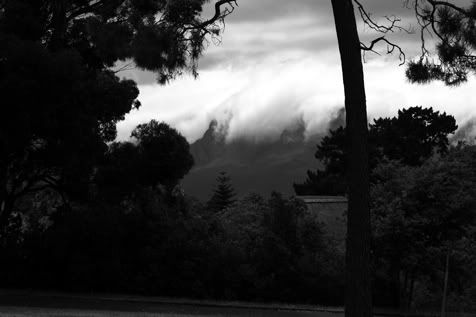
[330, 1, 372, 317]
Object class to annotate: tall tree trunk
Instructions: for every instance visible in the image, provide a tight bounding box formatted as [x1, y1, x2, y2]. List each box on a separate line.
[390, 258, 401, 308]
[408, 274, 415, 311]
[0, 167, 8, 241]
[441, 247, 451, 317]
[330, 1, 372, 317]
[402, 270, 409, 314]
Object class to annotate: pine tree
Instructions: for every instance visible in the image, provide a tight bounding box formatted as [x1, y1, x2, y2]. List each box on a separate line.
[207, 172, 236, 212]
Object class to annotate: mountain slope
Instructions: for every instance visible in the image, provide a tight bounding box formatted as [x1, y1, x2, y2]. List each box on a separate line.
[182, 119, 323, 200]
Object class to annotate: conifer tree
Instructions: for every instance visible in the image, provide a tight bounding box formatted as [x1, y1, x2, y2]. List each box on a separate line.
[207, 171, 236, 212]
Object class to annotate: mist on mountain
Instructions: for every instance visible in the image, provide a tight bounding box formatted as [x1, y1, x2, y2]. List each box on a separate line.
[182, 117, 325, 200]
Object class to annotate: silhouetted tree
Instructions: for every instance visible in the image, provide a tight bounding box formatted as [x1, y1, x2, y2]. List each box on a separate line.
[294, 126, 348, 196]
[207, 171, 236, 212]
[330, 3, 373, 314]
[295, 107, 457, 195]
[329, 0, 410, 313]
[407, 1, 476, 85]
[371, 107, 457, 165]
[95, 120, 194, 199]
[0, 0, 236, 236]
[131, 120, 195, 191]
[328, 1, 474, 313]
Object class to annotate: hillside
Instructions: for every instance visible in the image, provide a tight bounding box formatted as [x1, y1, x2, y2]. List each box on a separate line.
[182, 119, 323, 200]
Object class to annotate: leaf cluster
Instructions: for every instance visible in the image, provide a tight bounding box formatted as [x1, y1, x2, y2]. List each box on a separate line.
[408, 0, 476, 85]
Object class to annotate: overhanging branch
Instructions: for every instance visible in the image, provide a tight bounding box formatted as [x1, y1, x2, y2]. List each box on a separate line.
[360, 36, 406, 65]
[353, 0, 409, 65]
[200, 0, 238, 28]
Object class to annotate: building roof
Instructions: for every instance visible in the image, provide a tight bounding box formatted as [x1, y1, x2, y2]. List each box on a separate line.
[296, 196, 348, 203]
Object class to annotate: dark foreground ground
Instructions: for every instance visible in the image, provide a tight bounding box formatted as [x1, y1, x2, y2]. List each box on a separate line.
[0, 291, 474, 317]
[0, 291, 343, 317]
[0, 306, 323, 317]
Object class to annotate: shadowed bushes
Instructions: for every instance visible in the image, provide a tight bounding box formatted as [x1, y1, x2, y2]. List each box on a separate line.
[0, 191, 344, 306]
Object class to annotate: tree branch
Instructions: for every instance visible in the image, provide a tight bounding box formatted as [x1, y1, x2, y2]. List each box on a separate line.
[425, 0, 468, 15]
[112, 62, 135, 74]
[354, 0, 411, 34]
[361, 36, 406, 65]
[67, 0, 109, 20]
[353, 0, 409, 65]
[199, 0, 238, 29]
[412, 0, 476, 64]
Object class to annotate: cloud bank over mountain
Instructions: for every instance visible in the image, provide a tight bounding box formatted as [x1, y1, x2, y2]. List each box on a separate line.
[117, 55, 476, 144]
[113, 0, 476, 199]
[116, 0, 476, 144]
[182, 116, 322, 199]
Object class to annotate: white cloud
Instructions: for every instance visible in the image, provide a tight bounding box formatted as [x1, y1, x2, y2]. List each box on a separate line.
[117, 52, 476, 144]
[116, 1, 476, 143]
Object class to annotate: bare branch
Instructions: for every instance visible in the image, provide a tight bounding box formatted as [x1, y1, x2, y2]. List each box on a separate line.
[353, 0, 412, 34]
[360, 37, 406, 65]
[178, 0, 238, 46]
[353, 0, 409, 65]
[67, 0, 110, 20]
[199, 0, 238, 29]
[112, 62, 135, 74]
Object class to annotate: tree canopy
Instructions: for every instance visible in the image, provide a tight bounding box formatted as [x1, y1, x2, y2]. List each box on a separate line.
[371, 145, 476, 308]
[294, 107, 457, 196]
[0, 0, 236, 235]
[95, 120, 194, 200]
[406, 0, 476, 86]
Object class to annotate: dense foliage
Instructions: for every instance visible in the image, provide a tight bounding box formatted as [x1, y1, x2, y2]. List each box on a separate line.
[0, 1, 474, 311]
[0, 114, 474, 310]
[407, 0, 476, 85]
[95, 120, 194, 199]
[371, 146, 476, 311]
[294, 107, 457, 196]
[0, 0, 234, 238]
[294, 106, 475, 310]
[0, 191, 345, 305]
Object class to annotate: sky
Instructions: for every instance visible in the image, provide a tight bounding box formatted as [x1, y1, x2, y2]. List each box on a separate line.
[116, 0, 476, 143]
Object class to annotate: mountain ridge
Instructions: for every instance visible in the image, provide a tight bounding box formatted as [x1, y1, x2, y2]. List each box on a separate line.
[182, 118, 324, 200]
